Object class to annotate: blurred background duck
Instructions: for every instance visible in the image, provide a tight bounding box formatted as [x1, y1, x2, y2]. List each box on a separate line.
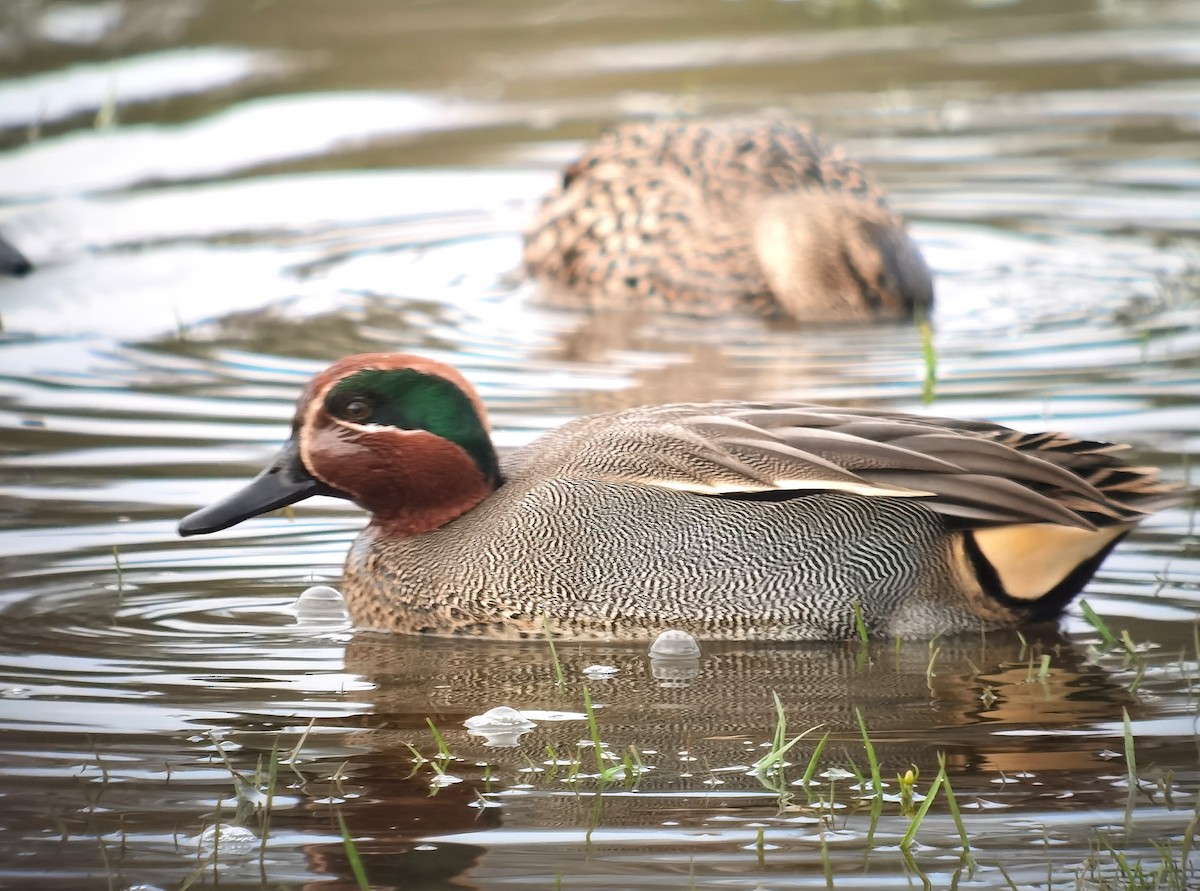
[178, 353, 1179, 641]
[523, 119, 933, 322]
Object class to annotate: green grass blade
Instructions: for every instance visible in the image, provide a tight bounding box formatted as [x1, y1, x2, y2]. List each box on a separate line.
[855, 708, 883, 796]
[799, 731, 831, 789]
[1079, 599, 1117, 647]
[426, 717, 450, 759]
[1123, 707, 1138, 834]
[919, 317, 937, 405]
[583, 686, 605, 774]
[1123, 708, 1137, 787]
[543, 615, 566, 688]
[900, 762, 945, 849]
[938, 753, 971, 860]
[851, 602, 869, 643]
[336, 813, 370, 891]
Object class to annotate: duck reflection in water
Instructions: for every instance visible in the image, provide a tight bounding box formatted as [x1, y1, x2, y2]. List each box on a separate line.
[279, 628, 1146, 889]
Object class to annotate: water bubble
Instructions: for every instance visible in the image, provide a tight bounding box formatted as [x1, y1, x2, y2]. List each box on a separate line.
[464, 706, 536, 747]
[196, 824, 257, 856]
[465, 706, 534, 730]
[649, 629, 700, 658]
[294, 586, 349, 624]
[649, 629, 701, 686]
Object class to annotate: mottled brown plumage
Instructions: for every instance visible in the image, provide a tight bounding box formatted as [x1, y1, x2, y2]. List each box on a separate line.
[179, 353, 1179, 640]
[524, 119, 933, 321]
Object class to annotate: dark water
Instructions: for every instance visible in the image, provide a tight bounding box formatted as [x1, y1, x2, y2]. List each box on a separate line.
[1, 1, 1199, 888]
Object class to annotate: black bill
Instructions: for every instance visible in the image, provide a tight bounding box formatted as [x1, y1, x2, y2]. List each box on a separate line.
[178, 438, 344, 536]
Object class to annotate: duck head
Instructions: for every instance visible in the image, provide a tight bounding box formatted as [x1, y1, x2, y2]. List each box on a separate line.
[752, 191, 933, 322]
[178, 353, 500, 538]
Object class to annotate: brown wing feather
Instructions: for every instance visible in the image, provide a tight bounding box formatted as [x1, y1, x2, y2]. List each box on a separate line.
[550, 402, 1181, 531]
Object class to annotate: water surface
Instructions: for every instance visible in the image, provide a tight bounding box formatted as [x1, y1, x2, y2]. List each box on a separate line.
[1, 1, 1199, 888]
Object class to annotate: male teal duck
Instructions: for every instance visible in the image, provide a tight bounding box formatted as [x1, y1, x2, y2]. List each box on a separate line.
[523, 119, 933, 321]
[179, 353, 1177, 640]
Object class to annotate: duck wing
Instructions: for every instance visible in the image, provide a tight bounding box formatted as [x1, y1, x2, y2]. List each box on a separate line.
[553, 402, 1178, 531]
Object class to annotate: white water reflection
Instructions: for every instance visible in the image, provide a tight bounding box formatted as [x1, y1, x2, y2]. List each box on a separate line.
[0, 91, 520, 198]
[0, 47, 289, 131]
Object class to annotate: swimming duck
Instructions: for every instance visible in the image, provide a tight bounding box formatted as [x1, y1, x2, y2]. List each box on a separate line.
[523, 119, 933, 322]
[179, 353, 1177, 640]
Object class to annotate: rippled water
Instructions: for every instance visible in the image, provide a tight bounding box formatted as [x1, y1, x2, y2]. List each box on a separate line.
[1, 1, 1199, 889]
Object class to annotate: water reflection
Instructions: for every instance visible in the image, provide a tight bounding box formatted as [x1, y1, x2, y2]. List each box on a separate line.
[2, 0, 1199, 887]
[245, 628, 1157, 888]
[345, 631, 1139, 779]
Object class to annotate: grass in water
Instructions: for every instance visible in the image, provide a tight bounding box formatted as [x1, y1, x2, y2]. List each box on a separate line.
[582, 686, 606, 775]
[753, 693, 822, 810]
[899, 759, 945, 850]
[1080, 598, 1118, 647]
[855, 708, 883, 797]
[938, 752, 972, 860]
[1083, 830, 1196, 891]
[918, 315, 937, 405]
[543, 616, 566, 689]
[112, 545, 124, 594]
[337, 812, 370, 891]
[1182, 802, 1200, 880]
[851, 602, 869, 643]
[258, 747, 279, 860]
[620, 745, 644, 789]
[754, 693, 814, 777]
[426, 718, 451, 760]
[1123, 707, 1138, 786]
[799, 730, 831, 794]
[1124, 707, 1139, 834]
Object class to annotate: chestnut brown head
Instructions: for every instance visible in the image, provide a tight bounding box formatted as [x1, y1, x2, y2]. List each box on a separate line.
[179, 354, 500, 538]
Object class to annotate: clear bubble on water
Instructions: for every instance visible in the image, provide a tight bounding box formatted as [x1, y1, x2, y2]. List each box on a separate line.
[465, 706, 534, 731]
[294, 586, 349, 623]
[464, 706, 537, 747]
[649, 629, 701, 658]
[196, 823, 258, 857]
[649, 629, 701, 687]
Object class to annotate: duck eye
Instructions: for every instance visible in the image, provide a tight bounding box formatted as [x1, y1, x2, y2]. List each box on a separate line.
[343, 397, 372, 423]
